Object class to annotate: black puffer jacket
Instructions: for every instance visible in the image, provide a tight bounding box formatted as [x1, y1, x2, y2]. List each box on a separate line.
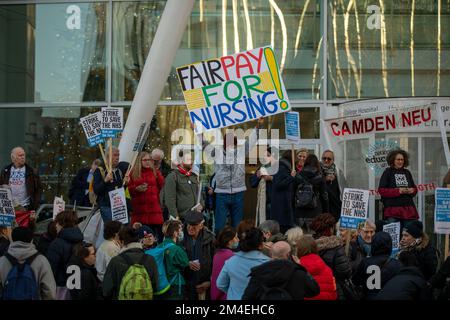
[375, 266, 431, 300]
[67, 255, 101, 300]
[46, 227, 84, 286]
[352, 231, 402, 299]
[294, 166, 329, 219]
[403, 235, 438, 281]
[316, 235, 352, 280]
[242, 259, 320, 300]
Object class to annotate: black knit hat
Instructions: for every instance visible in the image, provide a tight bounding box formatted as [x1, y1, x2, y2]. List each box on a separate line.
[404, 220, 423, 238]
[11, 227, 33, 243]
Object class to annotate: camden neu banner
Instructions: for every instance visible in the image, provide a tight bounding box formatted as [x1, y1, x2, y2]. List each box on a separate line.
[177, 46, 291, 133]
[325, 104, 435, 141]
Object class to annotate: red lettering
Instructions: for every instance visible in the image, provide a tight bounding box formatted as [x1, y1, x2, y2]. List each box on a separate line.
[402, 111, 412, 126]
[352, 119, 364, 134]
[375, 116, 384, 131]
[422, 107, 431, 122]
[364, 118, 374, 133]
[246, 48, 264, 73]
[235, 54, 254, 78]
[412, 110, 421, 125]
[331, 122, 341, 136]
[220, 55, 235, 81]
[386, 114, 396, 130]
[341, 122, 351, 135]
[418, 184, 424, 191]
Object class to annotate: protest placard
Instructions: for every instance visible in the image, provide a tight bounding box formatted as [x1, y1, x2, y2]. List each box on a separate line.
[0, 188, 15, 227]
[109, 187, 128, 224]
[102, 107, 124, 138]
[285, 111, 300, 142]
[340, 188, 370, 229]
[177, 46, 291, 133]
[80, 112, 104, 147]
[383, 222, 401, 257]
[435, 188, 450, 234]
[53, 196, 65, 220]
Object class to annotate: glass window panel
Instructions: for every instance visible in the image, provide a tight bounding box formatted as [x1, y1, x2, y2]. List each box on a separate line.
[328, 0, 450, 99]
[112, 0, 322, 102]
[0, 3, 107, 103]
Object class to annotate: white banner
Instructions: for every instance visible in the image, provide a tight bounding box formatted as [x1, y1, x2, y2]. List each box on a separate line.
[109, 187, 128, 224]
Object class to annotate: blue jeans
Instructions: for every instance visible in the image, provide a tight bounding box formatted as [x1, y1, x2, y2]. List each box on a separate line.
[100, 206, 112, 223]
[214, 192, 244, 234]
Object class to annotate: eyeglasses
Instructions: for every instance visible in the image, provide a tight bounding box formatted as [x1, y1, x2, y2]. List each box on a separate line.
[322, 157, 333, 161]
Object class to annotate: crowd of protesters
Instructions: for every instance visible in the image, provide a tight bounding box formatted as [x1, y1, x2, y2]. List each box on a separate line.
[1, 137, 450, 301]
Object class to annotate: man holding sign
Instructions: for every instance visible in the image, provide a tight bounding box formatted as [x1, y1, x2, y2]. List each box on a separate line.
[93, 147, 130, 223]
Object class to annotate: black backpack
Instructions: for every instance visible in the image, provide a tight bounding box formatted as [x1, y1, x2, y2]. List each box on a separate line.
[295, 177, 319, 209]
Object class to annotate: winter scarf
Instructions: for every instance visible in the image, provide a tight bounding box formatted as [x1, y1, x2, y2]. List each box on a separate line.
[321, 163, 337, 177]
[357, 235, 372, 257]
[177, 165, 192, 177]
[256, 177, 266, 226]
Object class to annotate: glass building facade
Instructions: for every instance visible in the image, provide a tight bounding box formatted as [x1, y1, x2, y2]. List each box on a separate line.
[1, 0, 449, 245]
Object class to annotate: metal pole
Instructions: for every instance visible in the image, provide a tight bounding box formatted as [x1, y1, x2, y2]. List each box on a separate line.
[119, 0, 195, 162]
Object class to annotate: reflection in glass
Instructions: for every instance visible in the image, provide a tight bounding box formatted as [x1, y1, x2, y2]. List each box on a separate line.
[112, 0, 322, 101]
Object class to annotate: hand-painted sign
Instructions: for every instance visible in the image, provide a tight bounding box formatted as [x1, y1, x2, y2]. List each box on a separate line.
[177, 46, 291, 133]
[109, 187, 128, 224]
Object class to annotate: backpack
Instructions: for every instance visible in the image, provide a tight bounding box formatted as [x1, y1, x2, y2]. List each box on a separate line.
[145, 242, 175, 295]
[259, 267, 295, 300]
[295, 177, 319, 209]
[2, 253, 40, 300]
[118, 253, 153, 300]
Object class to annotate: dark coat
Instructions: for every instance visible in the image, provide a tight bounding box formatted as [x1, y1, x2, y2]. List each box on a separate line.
[46, 227, 84, 286]
[294, 166, 329, 219]
[316, 235, 352, 281]
[242, 259, 320, 300]
[375, 266, 431, 300]
[102, 245, 159, 300]
[0, 163, 42, 210]
[270, 159, 295, 227]
[68, 167, 92, 207]
[93, 162, 129, 208]
[404, 236, 438, 281]
[67, 256, 101, 300]
[128, 168, 164, 225]
[324, 175, 342, 222]
[0, 237, 9, 257]
[430, 256, 450, 299]
[36, 232, 56, 257]
[378, 167, 419, 220]
[352, 232, 402, 299]
[182, 227, 215, 299]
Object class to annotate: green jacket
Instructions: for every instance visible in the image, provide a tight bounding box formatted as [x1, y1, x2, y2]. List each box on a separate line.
[160, 238, 189, 286]
[162, 170, 204, 219]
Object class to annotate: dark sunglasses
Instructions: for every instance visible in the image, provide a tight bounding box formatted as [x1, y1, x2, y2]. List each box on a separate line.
[322, 157, 333, 161]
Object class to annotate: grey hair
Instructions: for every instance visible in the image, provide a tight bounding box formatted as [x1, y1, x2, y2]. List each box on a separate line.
[258, 220, 280, 235]
[151, 148, 164, 159]
[10, 147, 25, 161]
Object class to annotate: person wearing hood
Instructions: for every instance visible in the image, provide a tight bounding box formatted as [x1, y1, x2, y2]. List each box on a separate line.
[320, 150, 342, 222]
[102, 226, 159, 299]
[295, 155, 329, 233]
[242, 240, 319, 300]
[182, 211, 215, 300]
[352, 231, 402, 299]
[375, 251, 431, 300]
[0, 227, 56, 300]
[46, 210, 84, 298]
[378, 149, 419, 228]
[271, 150, 297, 234]
[211, 226, 238, 300]
[217, 227, 270, 300]
[258, 220, 287, 257]
[67, 242, 100, 300]
[399, 220, 437, 281]
[128, 151, 165, 241]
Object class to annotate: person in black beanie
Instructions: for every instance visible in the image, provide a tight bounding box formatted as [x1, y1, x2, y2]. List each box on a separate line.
[399, 220, 438, 280]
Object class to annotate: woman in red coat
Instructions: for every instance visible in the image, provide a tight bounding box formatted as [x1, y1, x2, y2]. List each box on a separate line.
[296, 235, 337, 300]
[128, 151, 165, 241]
